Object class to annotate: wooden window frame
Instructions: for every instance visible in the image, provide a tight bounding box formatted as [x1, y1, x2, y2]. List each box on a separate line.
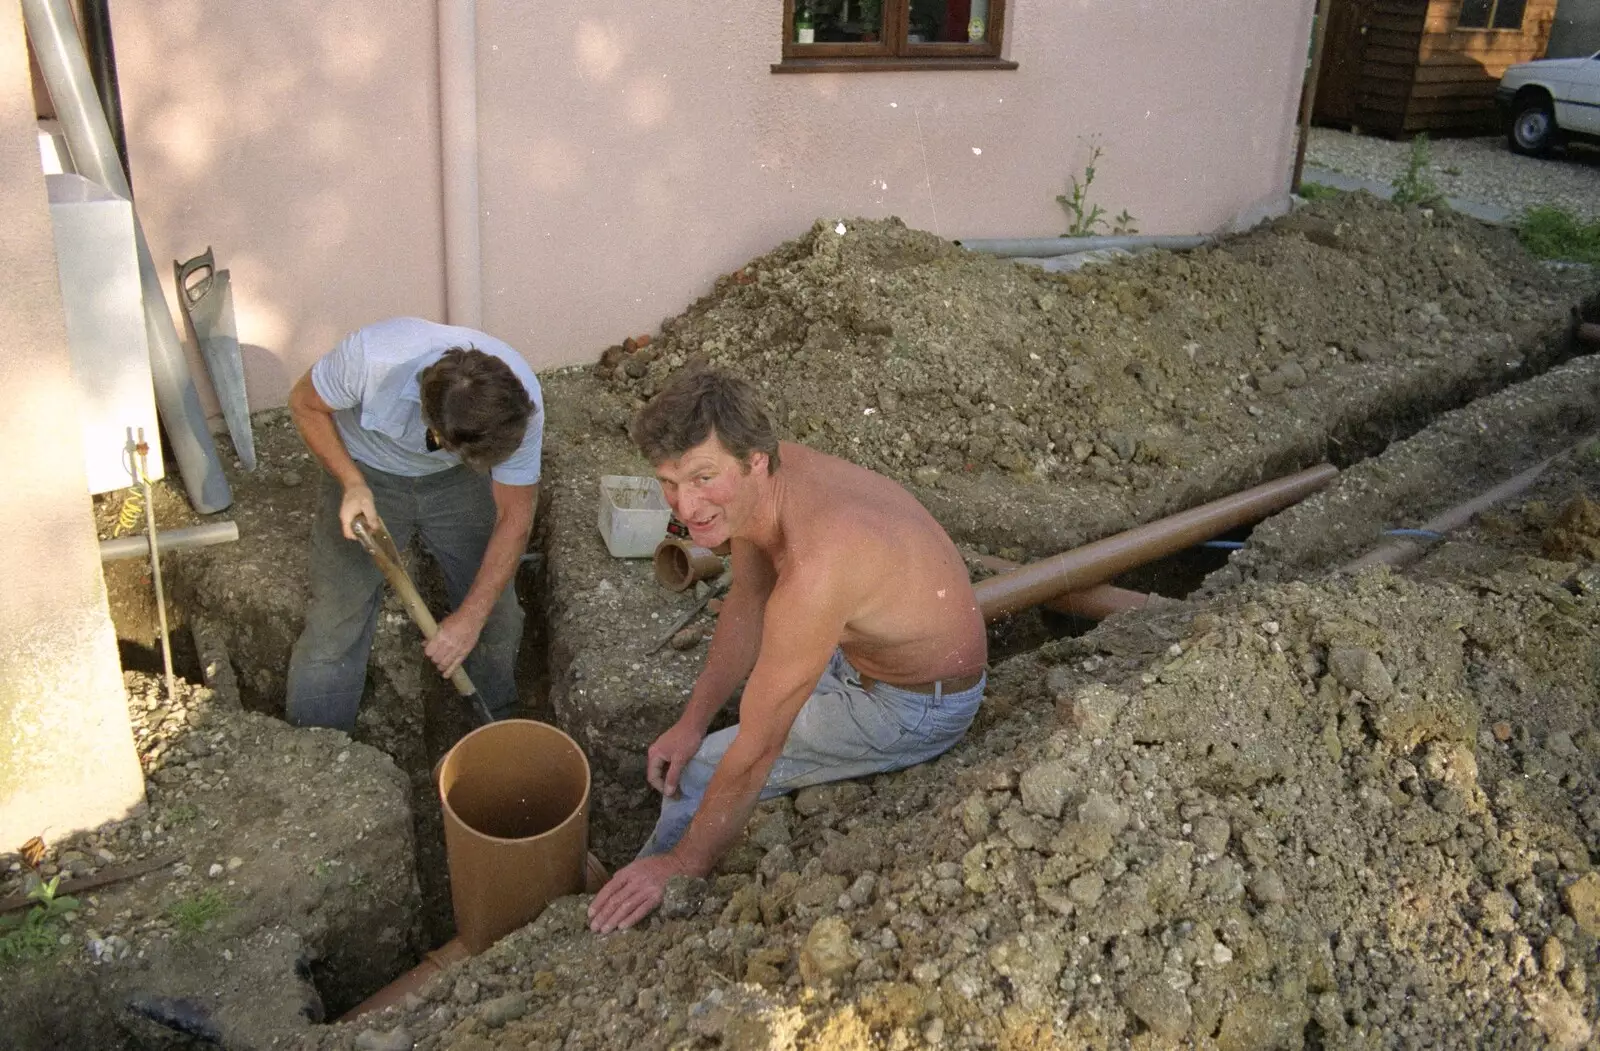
[774, 0, 1017, 73]
[1456, 0, 1526, 32]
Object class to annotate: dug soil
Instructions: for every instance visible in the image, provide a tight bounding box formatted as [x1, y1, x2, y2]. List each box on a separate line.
[11, 193, 1599, 1050]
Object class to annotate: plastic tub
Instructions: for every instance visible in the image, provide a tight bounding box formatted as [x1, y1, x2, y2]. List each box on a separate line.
[597, 475, 671, 557]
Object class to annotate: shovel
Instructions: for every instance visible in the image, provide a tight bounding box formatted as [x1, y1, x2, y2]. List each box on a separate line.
[352, 514, 494, 727]
[175, 248, 256, 470]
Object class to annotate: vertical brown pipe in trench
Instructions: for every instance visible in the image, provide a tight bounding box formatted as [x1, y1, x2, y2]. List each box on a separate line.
[969, 554, 1152, 622]
[974, 465, 1338, 621]
[439, 720, 592, 954]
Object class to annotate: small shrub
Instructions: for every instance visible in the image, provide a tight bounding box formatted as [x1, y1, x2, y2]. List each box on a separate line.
[1391, 134, 1444, 209]
[1518, 205, 1600, 265]
[1057, 145, 1138, 237]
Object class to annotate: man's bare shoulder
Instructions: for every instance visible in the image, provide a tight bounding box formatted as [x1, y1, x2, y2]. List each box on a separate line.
[775, 444, 928, 556]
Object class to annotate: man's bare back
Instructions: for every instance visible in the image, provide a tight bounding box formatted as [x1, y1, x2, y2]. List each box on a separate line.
[750, 442, 986, 685]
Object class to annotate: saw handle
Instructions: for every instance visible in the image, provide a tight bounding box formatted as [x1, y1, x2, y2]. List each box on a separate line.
[175, 247, 216, 306]
[352, 515, 478, 697]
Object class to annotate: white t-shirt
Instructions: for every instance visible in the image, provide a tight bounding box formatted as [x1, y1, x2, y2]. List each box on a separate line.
[310, 317, 543, 485]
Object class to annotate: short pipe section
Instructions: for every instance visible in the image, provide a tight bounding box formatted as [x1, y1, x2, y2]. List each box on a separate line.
[99, 521, 240, 562]
[653, 538, 724, 592]
[439, 720, 591, 954]
[974, 465, 1338, 621]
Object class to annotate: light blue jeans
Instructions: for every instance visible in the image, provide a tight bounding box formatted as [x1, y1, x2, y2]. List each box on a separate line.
[638, 650, 986, 857]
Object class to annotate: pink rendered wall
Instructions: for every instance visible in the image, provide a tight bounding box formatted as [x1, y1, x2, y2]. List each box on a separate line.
[113, 0, 1313, 404]
[479, 0, 1312, 368]
[109, 0, 445, 413]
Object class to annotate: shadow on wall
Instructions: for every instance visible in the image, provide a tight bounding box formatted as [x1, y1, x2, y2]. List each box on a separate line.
[109, 0, 446, 411]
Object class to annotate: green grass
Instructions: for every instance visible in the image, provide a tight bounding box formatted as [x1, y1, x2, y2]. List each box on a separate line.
[167, 889, 228, 935]
[1518, 205, 1600, 265]
[0, 914, 64, 965]
[1296, 181, 1344, 201]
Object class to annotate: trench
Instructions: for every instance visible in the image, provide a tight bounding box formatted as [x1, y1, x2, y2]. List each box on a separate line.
[81, 297, 1600, 1036]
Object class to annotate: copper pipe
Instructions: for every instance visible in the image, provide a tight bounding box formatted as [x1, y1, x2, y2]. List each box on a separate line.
[653, 537, 724, 592]
[1578, 322, 1600, 346]
[970, 554, 1152, 621]
[974, 465, 1338, 620]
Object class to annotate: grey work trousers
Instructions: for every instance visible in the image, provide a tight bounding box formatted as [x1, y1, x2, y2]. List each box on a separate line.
[285, 463, 523, 730]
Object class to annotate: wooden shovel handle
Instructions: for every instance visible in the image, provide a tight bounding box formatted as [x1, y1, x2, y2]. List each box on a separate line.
[352, 516, 477, 697]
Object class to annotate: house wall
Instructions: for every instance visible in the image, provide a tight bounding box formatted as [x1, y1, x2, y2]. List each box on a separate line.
[112, 0, 1314, 407]
[0, 4, 144, 847]
[1548, 0, 1600, 56]
[108, 0, 445, 413]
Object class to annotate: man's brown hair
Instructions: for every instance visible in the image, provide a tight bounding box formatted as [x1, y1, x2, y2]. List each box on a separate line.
[418, 347, 534, 471]
[632, 368, 781, 471]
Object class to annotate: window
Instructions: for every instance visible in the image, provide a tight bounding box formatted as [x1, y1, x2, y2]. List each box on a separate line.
[777, 0, 1015, 71]
[1458, 0, 1527, 30]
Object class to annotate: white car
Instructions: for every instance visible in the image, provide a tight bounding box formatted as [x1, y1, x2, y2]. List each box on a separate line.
[1497, 52, 1600, 156]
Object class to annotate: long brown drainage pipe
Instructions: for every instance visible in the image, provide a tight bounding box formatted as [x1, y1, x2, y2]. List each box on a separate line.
[1341, 439, 1594, 573]
[970, 554, 1153, 621]
[974, 465, 1339, 620]
[1577, 322, 1600, 346]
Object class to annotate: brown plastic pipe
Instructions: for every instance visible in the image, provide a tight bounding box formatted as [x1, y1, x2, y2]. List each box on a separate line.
[970, 554, 1152, 621]
[1341, 439, 1594, 573]
[974, 465, 1339, 620]
[654, 537, 724, 592]
[440, 720, 592, 954]
[342, 937, 471, 1021]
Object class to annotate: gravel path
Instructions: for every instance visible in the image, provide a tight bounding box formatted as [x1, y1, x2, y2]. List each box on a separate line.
[1307, 127, 1600, 222]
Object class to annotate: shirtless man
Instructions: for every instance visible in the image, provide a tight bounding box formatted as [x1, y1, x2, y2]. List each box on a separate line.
[588, 369, 986, 933]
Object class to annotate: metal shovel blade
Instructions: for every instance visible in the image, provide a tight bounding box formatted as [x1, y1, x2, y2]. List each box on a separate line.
[175, 248, 255, 470]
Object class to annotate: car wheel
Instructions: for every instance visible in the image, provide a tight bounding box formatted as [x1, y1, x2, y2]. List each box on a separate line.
[1509, 97, 1556, 156]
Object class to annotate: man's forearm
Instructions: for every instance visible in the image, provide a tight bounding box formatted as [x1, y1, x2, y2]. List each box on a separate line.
[669, 743, 773, 877]
[678, 593, 764, 732]
[456, 512, 532, 627]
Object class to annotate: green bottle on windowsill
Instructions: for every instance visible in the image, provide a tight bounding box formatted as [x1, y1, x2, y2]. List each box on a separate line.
[796, 7, 815, 43]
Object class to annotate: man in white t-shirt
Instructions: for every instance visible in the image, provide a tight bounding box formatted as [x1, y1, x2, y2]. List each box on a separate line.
[284, 317, 544, 730]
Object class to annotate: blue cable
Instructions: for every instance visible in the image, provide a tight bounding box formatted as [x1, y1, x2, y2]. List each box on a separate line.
[1201, 540, 1246, 550]
[1386, 529, 1444, 540]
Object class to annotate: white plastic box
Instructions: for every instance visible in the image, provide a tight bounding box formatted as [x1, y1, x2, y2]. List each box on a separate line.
[597, 475, 672, 557]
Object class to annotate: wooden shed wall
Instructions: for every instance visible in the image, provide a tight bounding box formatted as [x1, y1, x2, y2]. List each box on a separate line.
[1407, 0, 1557, 131]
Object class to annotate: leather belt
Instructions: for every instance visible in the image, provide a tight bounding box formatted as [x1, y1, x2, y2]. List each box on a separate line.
[859, 670, 984, 696]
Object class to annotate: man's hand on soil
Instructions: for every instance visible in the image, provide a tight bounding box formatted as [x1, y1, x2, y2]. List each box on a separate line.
[647, 720, 706, 797]
[587, 853, 686, 933]
[426, 611, 483, 678]
[339, 484, 378, 541]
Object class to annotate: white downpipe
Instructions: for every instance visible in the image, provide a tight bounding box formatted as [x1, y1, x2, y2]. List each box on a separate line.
[438, 0, 482, 328]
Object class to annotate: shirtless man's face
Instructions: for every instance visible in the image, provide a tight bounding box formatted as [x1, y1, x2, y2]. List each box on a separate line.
[653, 434, 767, 549]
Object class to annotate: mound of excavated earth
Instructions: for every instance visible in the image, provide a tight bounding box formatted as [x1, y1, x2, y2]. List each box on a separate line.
[312, 451, 1600, 1049]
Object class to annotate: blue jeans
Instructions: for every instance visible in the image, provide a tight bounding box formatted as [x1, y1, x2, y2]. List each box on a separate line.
[285, 463, 524, 731]
[638, 650, 985, 857]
